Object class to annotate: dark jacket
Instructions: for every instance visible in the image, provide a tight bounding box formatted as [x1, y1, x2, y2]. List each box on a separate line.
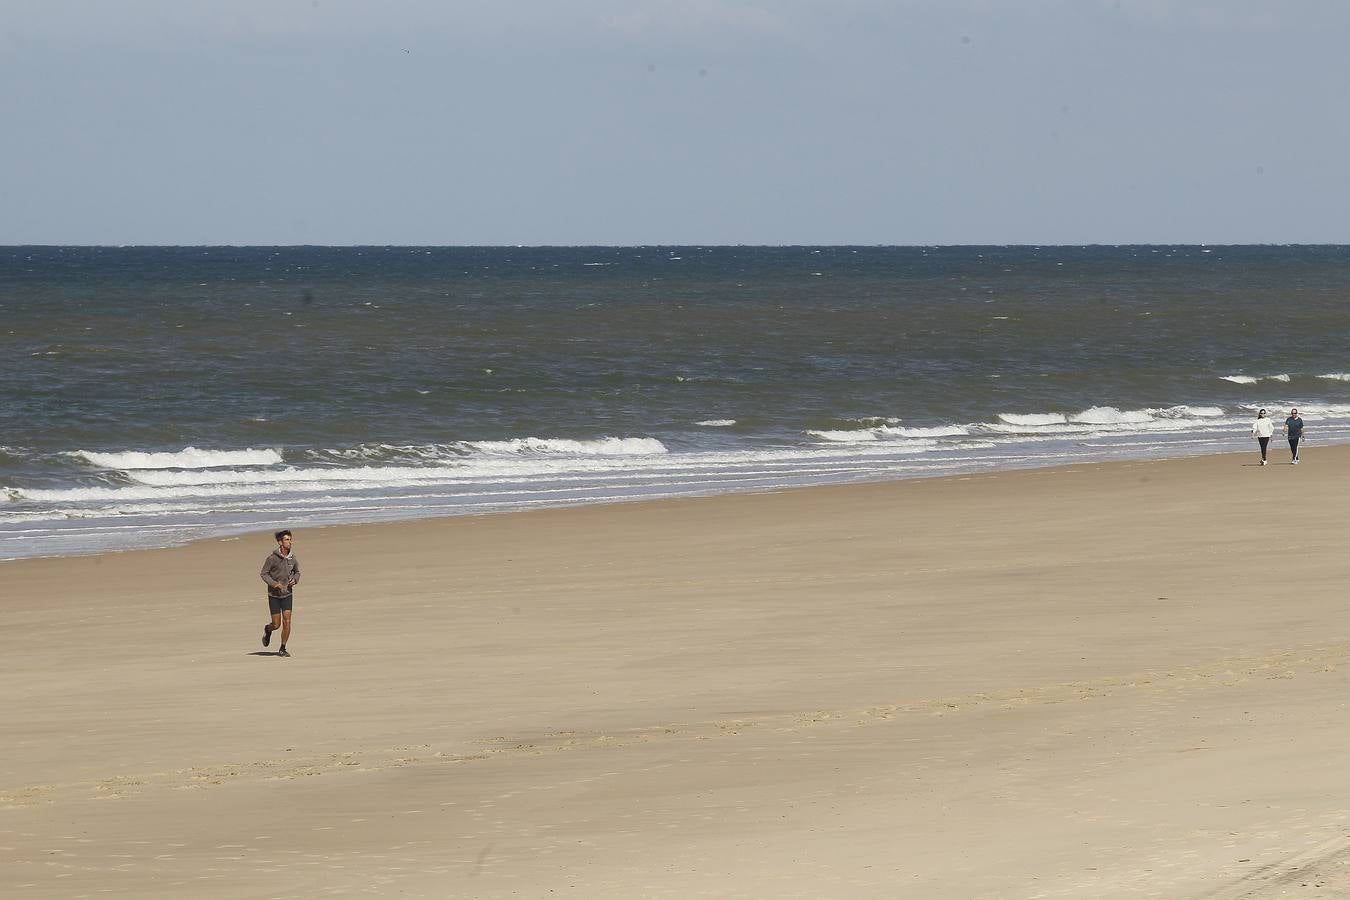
[260, 549, 300, 598]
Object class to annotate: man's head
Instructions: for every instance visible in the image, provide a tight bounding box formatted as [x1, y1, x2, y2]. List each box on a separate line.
[275, 529, 293, 554]
[1290, 408, 1299, 418]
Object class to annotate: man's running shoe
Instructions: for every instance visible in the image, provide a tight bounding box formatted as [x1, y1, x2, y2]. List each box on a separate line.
[262, 625, 272, 647]
[278, 647, 290, 658]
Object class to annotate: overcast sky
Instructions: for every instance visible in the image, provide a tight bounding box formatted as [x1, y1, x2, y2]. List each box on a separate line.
[4, 1, 1349, 245]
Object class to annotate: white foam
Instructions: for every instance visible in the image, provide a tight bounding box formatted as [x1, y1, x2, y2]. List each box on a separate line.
[307, 443, 464, 463]
[990, 406, 1234, 434]
[809, 429, 880, 442]
[124, 465, 458, 488]
[72, 447, 284, 469]
[981, 416, 1210, 437]
[983, 421, 1091, 435]
[1153, 405, 1224, 418]
[306, 438, 669, 465]
[1222, 374, 1291, 384]
[1069, 407, 1153, 425]
[806, 430, 940, 451]
[6, 443, 904, 506]
[876, 425, 969, 438]
[465, 437, 667, 456]
[998, 413, 1067, 427]
[10, 464, 464, 503]
[1319, 373, 1350, 381]
[695, 420, 737, 427]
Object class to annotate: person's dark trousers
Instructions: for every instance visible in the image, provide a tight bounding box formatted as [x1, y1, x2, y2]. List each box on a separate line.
[1289, 437, 1300, 460]
[1258, 437, 1269, 460]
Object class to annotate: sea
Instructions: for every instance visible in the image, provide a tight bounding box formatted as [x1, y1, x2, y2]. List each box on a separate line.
[4, 244, 1350, 561]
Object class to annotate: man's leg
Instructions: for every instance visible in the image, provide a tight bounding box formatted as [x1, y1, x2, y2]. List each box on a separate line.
[263, 610, 282, 646]
[279, 609, 292, 649]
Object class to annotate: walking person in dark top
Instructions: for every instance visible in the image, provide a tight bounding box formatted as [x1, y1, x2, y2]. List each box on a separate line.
[260, 529, 300, 657]
[1283, 408, 1305, 465]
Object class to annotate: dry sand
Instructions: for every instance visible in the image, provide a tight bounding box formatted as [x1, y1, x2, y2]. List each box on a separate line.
[5, 447, 1350, 898]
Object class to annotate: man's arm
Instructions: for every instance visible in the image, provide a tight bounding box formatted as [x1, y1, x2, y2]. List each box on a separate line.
[261, 557, 282, 591]
[290, 557, 300, 587]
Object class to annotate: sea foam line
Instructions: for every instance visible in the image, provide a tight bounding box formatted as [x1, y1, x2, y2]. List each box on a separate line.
[72, 447, 284, 469]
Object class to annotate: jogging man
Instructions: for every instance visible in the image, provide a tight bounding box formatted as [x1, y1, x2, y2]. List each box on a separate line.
[260, 529, 300, 657]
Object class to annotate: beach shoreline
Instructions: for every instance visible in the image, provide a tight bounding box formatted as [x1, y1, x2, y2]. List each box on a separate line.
[6, 446, 1350, 897]
[0, 431, 1321, 564]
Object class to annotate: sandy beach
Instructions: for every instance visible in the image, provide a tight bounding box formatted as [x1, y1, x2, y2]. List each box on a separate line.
[6, 446, 1350, 899]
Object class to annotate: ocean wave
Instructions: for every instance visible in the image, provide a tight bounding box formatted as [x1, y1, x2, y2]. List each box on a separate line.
[1069, 407, 1153, 425]
[1236, 402, 1350, 417]
[808, 424, 967, 443]
[1153, 405, 1224, 418]
[464, 437, 667, 456]
[982, 405, 1233, 436]
[998, 413, 1067, 426]
[5, 440, 1031, 505]
[983, 418, 1210, 437]
[880, 425, 969, 438]
[71, 447, 284, 469]
[1221, 374, 1291, 384]
[695, 420, 737, 427]
[306, 443, 468, 464]
[1318, 373, 1350, 381]
[304, 437, 668, 464]
[810, 407, 1234, 443]
[803, 431, 946, 452]
[809, 429, 883, 443]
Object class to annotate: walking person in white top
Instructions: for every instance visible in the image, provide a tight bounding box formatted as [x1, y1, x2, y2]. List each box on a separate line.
[1251, 408, 1274, 465]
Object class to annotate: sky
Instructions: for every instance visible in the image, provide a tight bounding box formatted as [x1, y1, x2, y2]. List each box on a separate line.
[3, 0, 1349, 245]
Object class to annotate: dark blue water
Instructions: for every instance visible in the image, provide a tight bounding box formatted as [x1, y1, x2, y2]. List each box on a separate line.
[5, 245, 1350, 559]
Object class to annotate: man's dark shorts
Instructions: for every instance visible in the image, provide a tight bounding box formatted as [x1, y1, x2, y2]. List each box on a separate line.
[268, 593, 294, 615]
